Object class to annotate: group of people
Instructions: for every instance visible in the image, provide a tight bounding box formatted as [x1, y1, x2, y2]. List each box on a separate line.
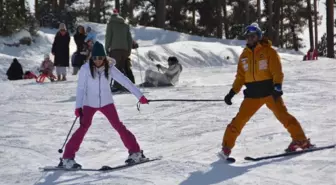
[56, 22, 314, 169]
[6, 9, 184, 88]
[104, 9, 183, 92]
[5, 56, 54, 82]
[5, 10, 315, 170]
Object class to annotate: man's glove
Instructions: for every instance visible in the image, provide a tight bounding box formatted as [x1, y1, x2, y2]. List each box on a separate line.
[224, 89, 236, 105]
[132, 41, 139, 49]
[272, 84, 283, 101]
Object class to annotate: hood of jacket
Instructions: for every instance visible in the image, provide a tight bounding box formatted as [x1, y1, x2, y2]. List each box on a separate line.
[109, 14, 125, 24]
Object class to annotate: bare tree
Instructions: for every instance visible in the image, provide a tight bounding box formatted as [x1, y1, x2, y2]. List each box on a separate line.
[129, 0, 134, 24]
[313, 0, 318, 50]
[35, 0, 39, 19]
[0, 0, 2, 22]
[245, 0, 249, 25]
[257, 0, 261, 24]
[307, 0, 314, 49]
[52, 0, 58, 13]
[89, 0, 94, 21]
[217, 0, 223, 38]
[326, 0, 334, 58]
[115, 0, 120, 11]
[192, 0, 196, 32]
[156, 0, 166, 28]
[59, 0, 65, 11]
[273, 0, 281, 46]
[19, 0, 26, 18]
[280, 5, 284, 48]
[95, 0, 101, 23]
[267, 0, 273, 40]
[223, 0, 229, 38]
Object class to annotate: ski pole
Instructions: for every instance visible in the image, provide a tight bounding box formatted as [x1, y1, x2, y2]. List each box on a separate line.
[148, 99, 224, 102]
[58, 117, 78, 153]
[136, 49, 144, 85]
[136, 98, 224, 111]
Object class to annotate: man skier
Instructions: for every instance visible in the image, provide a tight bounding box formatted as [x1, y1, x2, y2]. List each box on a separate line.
[219, 23, 314, 159]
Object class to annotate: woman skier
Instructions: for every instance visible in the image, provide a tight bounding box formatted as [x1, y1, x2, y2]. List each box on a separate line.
[59, 41, 149, 169]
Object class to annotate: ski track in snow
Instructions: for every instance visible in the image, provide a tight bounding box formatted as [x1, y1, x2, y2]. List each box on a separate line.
[0, 57, 335, 185]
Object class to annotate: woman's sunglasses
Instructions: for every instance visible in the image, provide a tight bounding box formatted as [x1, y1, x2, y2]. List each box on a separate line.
[92, 56, 105, 61]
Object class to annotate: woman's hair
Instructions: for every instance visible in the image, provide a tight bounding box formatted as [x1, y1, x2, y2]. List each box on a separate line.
[89, 58, 109, 79]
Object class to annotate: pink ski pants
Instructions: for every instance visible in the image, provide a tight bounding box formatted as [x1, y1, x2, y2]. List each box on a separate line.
[63, 104, 140, 159]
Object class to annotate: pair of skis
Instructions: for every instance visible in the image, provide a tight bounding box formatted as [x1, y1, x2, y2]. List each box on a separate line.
[225, 144, 335, 163]
[39, 156, 162, 172]
[40, 144, 335, 171]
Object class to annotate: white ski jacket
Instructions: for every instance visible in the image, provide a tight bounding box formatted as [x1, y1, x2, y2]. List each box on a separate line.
[75, 61, 143, 108]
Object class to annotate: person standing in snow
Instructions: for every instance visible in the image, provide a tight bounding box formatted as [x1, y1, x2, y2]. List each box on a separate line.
[6, 58, 23, 80]
[52, 23, 70, 81]
[139, 56, 183, 87]
[219, 23, 314, 160]
[72, 25, 87, 75]
[58, 41, 149, 169]
[105, 9, 133, 92]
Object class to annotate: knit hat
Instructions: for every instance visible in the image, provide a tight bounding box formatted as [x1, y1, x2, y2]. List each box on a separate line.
[91, 42, 106, 57]
[244, 22, 262, 39]
[59, 23, 67, 30]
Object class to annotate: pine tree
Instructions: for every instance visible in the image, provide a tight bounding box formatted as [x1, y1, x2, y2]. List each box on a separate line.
[326, 0, 334, 58]
[279, 0, 309, 50]
[0, 0, 38, 36]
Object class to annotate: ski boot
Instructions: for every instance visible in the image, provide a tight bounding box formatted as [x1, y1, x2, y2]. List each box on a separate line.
[217, 146, 231, 160]
[125, 150, 148, 164]
[285, 138, 315, 153]
[58, 158, 82, 169]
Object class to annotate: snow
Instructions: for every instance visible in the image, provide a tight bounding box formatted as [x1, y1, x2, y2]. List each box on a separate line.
[1, 3, 336, 185]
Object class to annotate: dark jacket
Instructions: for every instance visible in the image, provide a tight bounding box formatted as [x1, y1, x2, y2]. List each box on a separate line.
[6, 58, 23, 80]
[52, 31, 70, 67]
[74, 31, 86, 53]
[105, 14, 132, 54]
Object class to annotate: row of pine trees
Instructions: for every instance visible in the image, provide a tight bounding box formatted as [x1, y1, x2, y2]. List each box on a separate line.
[0, 0, 335, 58]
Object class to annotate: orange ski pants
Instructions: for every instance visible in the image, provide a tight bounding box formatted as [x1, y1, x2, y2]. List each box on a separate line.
[222, 96, 307, 149]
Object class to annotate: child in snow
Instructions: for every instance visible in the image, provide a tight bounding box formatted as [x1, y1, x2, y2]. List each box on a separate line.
[219, 23, 314, 160]
[58, 41, 149, 169]
[40, 54, 55, 75]
[139, 56, 183, 87]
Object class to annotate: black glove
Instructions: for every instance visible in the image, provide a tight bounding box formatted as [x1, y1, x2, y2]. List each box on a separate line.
[132, 42, 139, 49]
[224, 89, 236, 105]
[156, 64, 161, 69]
[272, 84, 283, 101]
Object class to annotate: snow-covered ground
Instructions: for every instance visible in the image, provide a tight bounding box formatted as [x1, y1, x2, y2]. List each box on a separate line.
[1, 2, 336, 184]
[0, 54, 335, 185]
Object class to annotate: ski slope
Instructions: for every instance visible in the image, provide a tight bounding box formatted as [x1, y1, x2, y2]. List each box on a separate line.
[1, 7, 336, 185]
[0, 54, 335, 185]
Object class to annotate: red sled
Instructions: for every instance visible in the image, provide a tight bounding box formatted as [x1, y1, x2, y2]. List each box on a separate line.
[36, 73, 56, 83]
